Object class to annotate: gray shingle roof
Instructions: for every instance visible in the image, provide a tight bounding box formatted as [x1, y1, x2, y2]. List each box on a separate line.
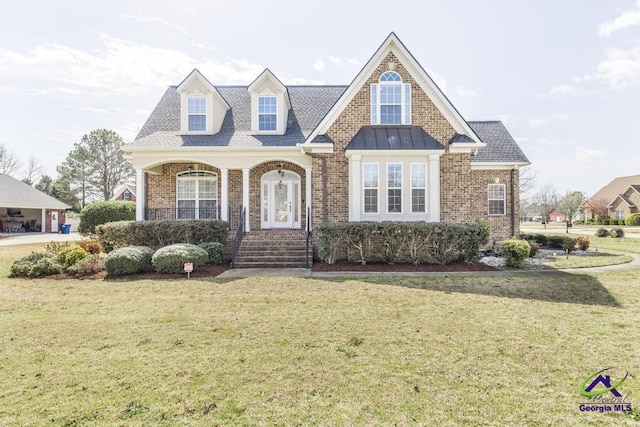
[345, 126, 444, 150]
[0, 174, 69, 209]
[132, 85, 347, 148]
[468, 121, 529, 163]
[131, 84, 527, 165]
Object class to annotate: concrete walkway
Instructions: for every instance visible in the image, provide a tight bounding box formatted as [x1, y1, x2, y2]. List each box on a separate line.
[0, 232, 83, 246]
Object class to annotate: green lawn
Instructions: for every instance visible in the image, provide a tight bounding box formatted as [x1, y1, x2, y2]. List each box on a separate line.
[1, 246, 640, 425]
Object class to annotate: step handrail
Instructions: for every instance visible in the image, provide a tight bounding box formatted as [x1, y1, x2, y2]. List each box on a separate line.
[305, 206, 311, 268]
[230, 207, 246, 269]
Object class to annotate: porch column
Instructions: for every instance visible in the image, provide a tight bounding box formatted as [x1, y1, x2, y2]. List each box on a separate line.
[220, 168, 228, 221]
[40, 209, 46, 233]
[305, 167, 312, 230]
[349, 155, 362, 221]
[135, 169, 146, 221]
[428, 154, 440, 222]
[242, 168, 250, 232]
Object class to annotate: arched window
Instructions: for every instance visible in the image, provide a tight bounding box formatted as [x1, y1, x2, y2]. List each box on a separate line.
[370, 71, 411, 125]
[176, 170, 218, 219]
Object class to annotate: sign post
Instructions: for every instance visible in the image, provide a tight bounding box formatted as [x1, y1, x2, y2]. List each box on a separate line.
[184, 262, 193, 279]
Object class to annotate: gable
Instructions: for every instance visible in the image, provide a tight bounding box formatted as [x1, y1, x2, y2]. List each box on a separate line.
[304, 33, 483, 151]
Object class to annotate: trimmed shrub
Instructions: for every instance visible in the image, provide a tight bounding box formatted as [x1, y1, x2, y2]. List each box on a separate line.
[595, 228, 610, 237]
[198, 242, 224, 265]
[77, 239, 103, 255]
[28, 256, 63, 277]
[105, 246, 154, 276]
[546, 236, 567, 248]
[528, 241, 540, 257]
[97, 220, 228, 252]
[625, 213, 640, 226]
[576, 236, 590, 251]
[518, 233, 533, 242]
[66, 254, 105, 276]
[57, 245, 90, 267]
[10, 252, 50, 277]
[533, 234, 548, 245]
[611, 227, 624, 238]
[313, 221, 489, 265]
[501, 238, 531, 268]
[152, 244, 209, 273]
[562, 237, 577, 253]
[602, 219, 610, 225]
[79, 201, 136, 235]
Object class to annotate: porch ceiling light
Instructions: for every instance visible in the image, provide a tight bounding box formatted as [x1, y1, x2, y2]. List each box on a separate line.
[276, 163, 284, 178]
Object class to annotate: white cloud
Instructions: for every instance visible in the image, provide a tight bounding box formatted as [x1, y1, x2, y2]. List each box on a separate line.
[598, 0, 640, 36]
[543, 83, 579, 96]
[596, 43, 640, 89]
[121, 13, 189, 34]
[314, 58, 326, 72]
[576, 147, 606, 163]
[313, 55, 360, 72]
[528, 114, 571, 128]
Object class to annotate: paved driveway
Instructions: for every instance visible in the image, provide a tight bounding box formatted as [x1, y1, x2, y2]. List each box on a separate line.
[0, 232, 83, 246]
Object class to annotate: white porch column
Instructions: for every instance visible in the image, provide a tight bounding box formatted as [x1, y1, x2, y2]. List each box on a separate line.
[41, 209, 46, 233]
[349, 155, 362, 221]
[135, 169, 146, 221]
[428, 154, 440, 222]
[220, 168, 228, 221]
[305, 167, 312, 230]
[242, 168, 250, 232]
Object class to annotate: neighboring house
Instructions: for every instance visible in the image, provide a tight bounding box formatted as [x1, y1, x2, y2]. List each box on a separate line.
[548, 209, 566, 222]
[581, 174, 640, 220]
[0, 174, 69, 233]
[123, 33, 529, 260]
[111, 184, 137, 202]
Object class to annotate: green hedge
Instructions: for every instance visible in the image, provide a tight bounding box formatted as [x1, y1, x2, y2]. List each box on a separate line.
[199, 242, 224, 265]
[97, 220, 228, 252]
[151, 244, 209, 273]
[105, 246, 154, 276]
[79, 201, 136, 234]
[625, 213, 640, 226]
[314, 221, 490, 265]
[501, 238, 530, 268]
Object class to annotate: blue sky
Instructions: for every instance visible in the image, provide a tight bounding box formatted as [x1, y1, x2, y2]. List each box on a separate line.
[1, 0, 639, 197]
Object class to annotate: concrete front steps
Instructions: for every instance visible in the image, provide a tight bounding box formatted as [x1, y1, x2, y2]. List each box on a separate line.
[233, 230, 311, 268]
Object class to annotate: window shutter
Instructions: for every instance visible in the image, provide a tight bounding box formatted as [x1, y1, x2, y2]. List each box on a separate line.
[403, 83, 411, 124]
[370, 84, 378, 124]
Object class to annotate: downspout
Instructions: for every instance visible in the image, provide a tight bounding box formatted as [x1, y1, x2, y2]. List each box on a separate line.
[305, 152, 328, 223]
[510, 167, 516, 237]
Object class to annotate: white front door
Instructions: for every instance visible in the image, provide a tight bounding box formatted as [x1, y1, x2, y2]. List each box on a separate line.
[261, 170, 301, 229]
[51, 212, 59, 233]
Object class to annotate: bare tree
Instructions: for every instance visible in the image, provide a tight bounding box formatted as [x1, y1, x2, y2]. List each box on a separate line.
[519, 167, 538, 200]
[23, 155, 44, 185]
[559, 190, 586, 232]
[0, 142, 22, 176]
[534, 183, 559, 229]
[583, 197, 610, 220]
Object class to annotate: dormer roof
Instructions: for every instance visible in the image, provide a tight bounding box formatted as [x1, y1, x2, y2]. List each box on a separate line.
[176, 69, 230, 110]
[248, 68, 291, 110]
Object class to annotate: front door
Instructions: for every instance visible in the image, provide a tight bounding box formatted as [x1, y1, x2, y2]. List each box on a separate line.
[51, 211, 59, 233]
[261, 170, 301, 229]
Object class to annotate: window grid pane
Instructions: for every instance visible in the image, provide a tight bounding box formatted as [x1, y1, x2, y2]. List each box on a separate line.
[488, 184, 506, 215]
[258, 96, 277, 131]
[411, 163, 426, 213]
[387, 163, 402, 213]
[188, 97, 206, 131]
[363, 164, 379, 213]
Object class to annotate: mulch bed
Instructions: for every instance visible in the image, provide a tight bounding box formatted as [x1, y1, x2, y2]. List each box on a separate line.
[311, 261, 499, 273]
[46, 264, 230, 281]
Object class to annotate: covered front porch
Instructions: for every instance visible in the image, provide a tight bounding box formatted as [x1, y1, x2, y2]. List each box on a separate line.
[132, 152, 313, 233]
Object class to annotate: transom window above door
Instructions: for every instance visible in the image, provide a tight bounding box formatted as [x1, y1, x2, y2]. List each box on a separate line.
[370, 71, 411, 125]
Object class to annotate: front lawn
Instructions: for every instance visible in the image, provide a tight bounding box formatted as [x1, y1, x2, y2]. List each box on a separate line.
[1, 244, 639, 425]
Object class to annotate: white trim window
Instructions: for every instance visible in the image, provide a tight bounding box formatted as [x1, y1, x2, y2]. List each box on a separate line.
[488, 184, 506, 216]
[363, 163, 379, 214]
[370, 71, 411, 125]
[411, 163, 426, 213]
[258, 95, 277, 131]
[616, 210, 625, 219]
[187, 96, 207, 131]
[387, 163, 403, 213]
[177, 171, 218, 220]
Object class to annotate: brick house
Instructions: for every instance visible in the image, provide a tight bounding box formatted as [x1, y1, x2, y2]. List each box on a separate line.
[581, 174, 640, 220]
[123, 33, 529, 265]
[111, 183, 137, 202]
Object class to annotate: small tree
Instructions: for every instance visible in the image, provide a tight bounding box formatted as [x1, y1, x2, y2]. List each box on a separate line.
[559, 190, 586, 232]
[0, 142, 22, 176]
[534, 183, 559, 228]
[584, 197, 610, 222]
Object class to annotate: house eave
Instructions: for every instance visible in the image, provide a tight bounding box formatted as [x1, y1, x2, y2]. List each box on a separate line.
[345, 149, 445, 158]
[471, 161, 530, 170]
[449, 142, 487, 154]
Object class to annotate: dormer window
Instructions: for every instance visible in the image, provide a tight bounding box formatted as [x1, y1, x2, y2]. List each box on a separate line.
[371, 71, 411, 125]
[188, 96, 206, 131]
[258, 96, 277, 131]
